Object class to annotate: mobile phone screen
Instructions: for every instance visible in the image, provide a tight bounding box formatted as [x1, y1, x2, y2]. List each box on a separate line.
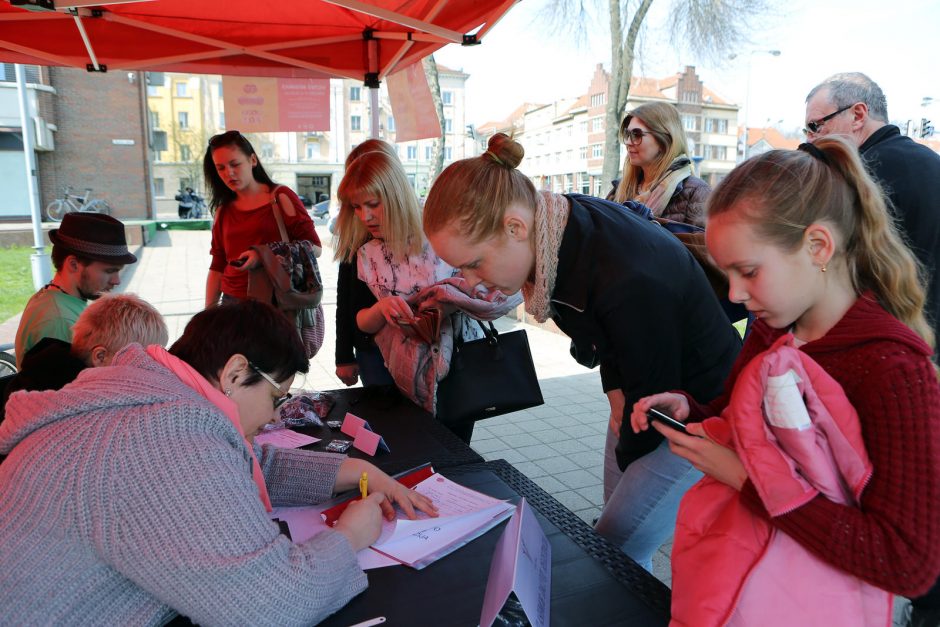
[647, 407, 689, 434]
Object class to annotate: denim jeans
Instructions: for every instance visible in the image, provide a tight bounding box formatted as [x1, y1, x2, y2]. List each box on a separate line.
[594, 435, 703, 571]
[355, 346, 394, 387]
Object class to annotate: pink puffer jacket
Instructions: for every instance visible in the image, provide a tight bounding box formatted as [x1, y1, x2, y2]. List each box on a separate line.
[670, 335, 892, 627]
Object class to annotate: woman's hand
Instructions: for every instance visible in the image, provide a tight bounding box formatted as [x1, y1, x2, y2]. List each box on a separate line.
[336, 363, 359, 386]
[652, 421, 747, 490]
[232, 248, 261, 272]
[630, 392, 690, 434]
[369, 470, 438, 521]
[374, 295, 416, 327]
[334, 492, 386, 551]
[606, 389, 626, 437]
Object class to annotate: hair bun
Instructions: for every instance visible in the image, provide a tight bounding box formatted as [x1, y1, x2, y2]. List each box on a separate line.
[487, 133, 525, 169]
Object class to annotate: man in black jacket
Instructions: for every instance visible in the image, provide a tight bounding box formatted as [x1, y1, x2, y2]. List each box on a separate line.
[806, 69, 940, 627]
[805, 73, 940, 348]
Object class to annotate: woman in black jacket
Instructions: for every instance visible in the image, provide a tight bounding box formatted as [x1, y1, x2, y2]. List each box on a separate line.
[423, 133, 740, 569]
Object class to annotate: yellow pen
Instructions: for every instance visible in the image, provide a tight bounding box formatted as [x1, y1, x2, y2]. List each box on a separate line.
[359, 471, 368, 499]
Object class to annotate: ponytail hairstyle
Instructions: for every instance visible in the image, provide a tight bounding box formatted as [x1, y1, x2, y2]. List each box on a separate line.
[203, 130, 276, 213]
[334, 150, 423, 263]
[708, 135, 933, 347]
[614, 102, 690, 203]
[424, 132, 538, 242]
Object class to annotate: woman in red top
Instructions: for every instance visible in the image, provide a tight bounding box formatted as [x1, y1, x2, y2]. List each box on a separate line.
[203, 131, 321, 307]
[631, 137, 940, 602]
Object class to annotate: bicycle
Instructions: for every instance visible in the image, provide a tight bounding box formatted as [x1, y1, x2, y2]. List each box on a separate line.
[0, 343, 16, 377]
[46, 186, 113, 222]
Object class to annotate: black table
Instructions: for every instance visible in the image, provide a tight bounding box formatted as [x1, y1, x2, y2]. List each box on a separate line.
[294, 386, 483, 476]
[317, 460, 671, 627]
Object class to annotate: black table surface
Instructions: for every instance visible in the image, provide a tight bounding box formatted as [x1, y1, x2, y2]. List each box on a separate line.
[293, 386, 483, 476]
[317, 459, 671, 627]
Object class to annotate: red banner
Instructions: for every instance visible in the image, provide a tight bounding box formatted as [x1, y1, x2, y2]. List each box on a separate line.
[387, 63, 441, 142]
[223, 77, 330, 132]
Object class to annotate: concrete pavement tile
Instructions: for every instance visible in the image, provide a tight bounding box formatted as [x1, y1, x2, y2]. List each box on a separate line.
[469, 438, 505, 456]
[512, 461, 547, 479]
[543, 415, 573, 430]
[573, 507, 602, 526]
[533, 456, 580, 475]
[499, 433, 541, 449]
[512, 443, 560, 462]
[580, 483, 605, 507]
[559, 425, 594, 439]
[483, 448, 528, 464]
[483, 421, 526, 437]
[532, 475, 567, 494]
[532, 428, 570, 444]
[554, 468, 597, 490]
[510, 416, 553, 433]
[652, 553, 672, 586]
[525, 404, 564, 419]
[546, 439, 590, 455]
[552, 489, 593, 512]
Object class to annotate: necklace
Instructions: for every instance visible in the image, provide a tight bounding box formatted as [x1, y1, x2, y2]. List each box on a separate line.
[46, 282, 68, 294]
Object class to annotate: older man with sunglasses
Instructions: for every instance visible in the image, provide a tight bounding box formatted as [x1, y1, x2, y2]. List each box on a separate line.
[805, 73, 940, 362]
[807, 73, 940, 627]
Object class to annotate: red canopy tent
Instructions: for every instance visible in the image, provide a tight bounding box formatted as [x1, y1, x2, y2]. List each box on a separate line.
[0, 0, 515, 83]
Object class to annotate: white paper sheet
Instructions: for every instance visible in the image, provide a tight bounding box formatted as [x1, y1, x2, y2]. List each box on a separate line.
[255, 429, 321, 448]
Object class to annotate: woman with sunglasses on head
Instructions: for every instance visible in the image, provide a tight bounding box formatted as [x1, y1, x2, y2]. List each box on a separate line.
[203, 130, 321, 308]
[0, 300, 436, 625]
[610, 102, 710, 228]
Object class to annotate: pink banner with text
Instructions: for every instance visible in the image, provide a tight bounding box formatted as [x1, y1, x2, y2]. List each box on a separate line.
[387, 64, 441, 142]
[223, 77, 329, 132]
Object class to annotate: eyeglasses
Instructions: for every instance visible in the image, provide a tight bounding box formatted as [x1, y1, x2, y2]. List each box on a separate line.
[803, 104, 854, 135]
[622, 128, 661, 145]
[248, 361, 292, 409]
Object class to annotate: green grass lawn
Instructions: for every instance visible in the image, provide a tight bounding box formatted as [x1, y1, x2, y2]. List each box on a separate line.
[0, 246, 47, 323]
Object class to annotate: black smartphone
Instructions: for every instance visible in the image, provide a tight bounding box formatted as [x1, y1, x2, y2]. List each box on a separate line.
[229, 257, 247, 267]
[647, 407, 689, 434]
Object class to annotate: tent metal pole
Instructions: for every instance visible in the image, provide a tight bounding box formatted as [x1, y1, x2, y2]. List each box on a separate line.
[15, 64, 51, 290]
[70, 12, 101, 70]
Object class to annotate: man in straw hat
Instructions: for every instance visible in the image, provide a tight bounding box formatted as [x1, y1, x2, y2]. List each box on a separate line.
[14, 213, 137, 366]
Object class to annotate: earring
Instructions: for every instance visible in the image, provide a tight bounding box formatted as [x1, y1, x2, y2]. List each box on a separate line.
[224, 388, 233, 397]
[821, 265, 827, 273]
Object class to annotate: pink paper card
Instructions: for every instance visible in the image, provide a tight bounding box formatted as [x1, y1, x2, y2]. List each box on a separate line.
[341, 412, 365, 437]
[353, 426, 390, 456]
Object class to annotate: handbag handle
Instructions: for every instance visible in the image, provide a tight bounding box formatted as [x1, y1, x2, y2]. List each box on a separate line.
[453, 319, 499, 349]
[270, 185, 290, 244]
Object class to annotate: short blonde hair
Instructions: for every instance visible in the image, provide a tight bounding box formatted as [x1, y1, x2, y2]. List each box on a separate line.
[614, 102, 690, 203]
[334, 150, 423, 262]
[71, 293, 169, 362]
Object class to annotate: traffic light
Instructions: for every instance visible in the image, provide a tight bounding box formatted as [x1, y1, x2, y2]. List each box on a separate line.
[922, 118, 935, 138]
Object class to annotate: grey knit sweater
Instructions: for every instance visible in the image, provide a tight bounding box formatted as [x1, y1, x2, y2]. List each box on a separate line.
[0, 344, 367, 626]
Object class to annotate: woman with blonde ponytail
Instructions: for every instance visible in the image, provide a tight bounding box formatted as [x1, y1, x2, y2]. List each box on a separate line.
[631, 136, 940, 616]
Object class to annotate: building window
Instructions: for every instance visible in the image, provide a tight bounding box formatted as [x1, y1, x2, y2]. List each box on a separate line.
[180, 145, 191, 161]
[407, 145, 417, 160]
[387, 115, 395, 132]
[716, 119, 728, 134]
[219, 111, 225, 128]
[351, 115, 361, 131]
[681, 90, 698, 103]
[175, 81, 188, 97]
[566, 149, 574, 161]
[704, 118, 714, 133]
[350, 86, 361, 101]
[217, 82, 223, 98]
[591, 143, 603, 158]
[591, 117, 603, 132]
[682, 115, 697, 132]
[579, 146, 587, 159]
[580, 172, 590, 194]
[262, 144, 274, 159]
[590, 93, 606, 107]
[306, 144, 316, 159]
[444, 147, 452, 161]
[149, 110, 159, 129]
[178, 111, 189, 128]
[707, 145, 727, 160]
[442, 91, 453, 105]
[425, 146, 432, 160]
[555, 151, 561, 163]
[154, 178, 165, 197]
[444, 118, 452, 133]
[579, 121, 588, 134]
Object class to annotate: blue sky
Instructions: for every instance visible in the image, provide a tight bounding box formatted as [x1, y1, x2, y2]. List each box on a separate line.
[436, 0, 940, 134]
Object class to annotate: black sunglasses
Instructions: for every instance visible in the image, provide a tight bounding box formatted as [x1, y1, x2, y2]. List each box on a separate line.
[621, 128, 662, 145]
[804, 104, 854, 135]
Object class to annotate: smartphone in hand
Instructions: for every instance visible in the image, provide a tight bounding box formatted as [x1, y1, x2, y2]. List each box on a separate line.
[647, 407, 690, 435]
[229, 257, 248, 268]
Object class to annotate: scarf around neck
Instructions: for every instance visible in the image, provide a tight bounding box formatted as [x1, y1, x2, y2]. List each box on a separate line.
[523, 191, 571, 323]
[636, 156, 694, 216]
[145, 345, 273, 512]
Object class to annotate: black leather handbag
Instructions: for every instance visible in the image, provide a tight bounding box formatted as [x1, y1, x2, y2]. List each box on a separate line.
[436, 321, 544, 426]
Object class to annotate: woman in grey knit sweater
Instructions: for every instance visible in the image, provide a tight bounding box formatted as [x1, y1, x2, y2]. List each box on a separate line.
[0, 301, 435, 626]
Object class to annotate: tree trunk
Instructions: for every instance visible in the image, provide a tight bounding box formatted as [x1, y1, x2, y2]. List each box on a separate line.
[424, 55, 445, 183]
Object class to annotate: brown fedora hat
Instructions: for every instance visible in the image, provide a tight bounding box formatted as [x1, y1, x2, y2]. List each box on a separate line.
[49, 213, 137, 265]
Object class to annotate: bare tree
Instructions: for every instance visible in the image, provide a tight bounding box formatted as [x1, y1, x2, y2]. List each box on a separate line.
[169, 122, 211, 193]
[543, 0, 767, 187]
[423, 55, 446, 182]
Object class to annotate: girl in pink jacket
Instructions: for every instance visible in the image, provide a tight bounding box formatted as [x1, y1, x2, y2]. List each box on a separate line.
[631, 138, 940, 625]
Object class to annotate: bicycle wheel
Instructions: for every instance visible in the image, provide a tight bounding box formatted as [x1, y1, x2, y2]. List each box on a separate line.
[46, 199, 69, 222]
[85, 200, 112, 215]
[0, 350, 16, 376]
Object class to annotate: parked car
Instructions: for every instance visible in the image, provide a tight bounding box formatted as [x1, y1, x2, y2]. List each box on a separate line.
[311, 200, 331, 219]
[297, 194, 314, 208]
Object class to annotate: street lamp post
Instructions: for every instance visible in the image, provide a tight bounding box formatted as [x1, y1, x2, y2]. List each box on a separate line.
[730, 49, 781, 162]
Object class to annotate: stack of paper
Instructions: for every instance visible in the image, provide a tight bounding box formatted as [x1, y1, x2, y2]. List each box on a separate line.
[367, 473, 515, 569]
